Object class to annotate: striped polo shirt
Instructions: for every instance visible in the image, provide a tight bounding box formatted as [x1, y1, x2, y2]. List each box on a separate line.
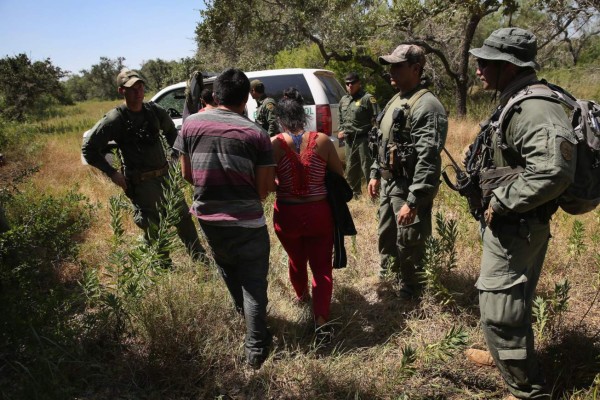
[174, 108, 275, 227]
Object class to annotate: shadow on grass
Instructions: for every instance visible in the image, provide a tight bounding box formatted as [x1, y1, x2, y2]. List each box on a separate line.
[542, 327, 600, 399]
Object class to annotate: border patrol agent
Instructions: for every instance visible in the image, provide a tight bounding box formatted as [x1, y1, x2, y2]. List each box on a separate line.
[82, 69, 205, 263]
[338, 72, 380, 197]
[367, 45, 448, 299]
[250, 79, 278, 137]
[466, 28, 576, 399]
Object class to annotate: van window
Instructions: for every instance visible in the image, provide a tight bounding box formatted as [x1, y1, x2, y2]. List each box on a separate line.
[252, 74, 315, 105]
[316, 74, 346, 104]
[154, 87, 186, 114]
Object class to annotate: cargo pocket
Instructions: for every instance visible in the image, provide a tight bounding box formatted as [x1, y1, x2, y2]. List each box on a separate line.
[480, 283, 526, 328]
[397, 217, 425, 247]
[480, 283, 528, 361]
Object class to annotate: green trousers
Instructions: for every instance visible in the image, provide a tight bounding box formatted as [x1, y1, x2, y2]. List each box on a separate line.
[478, 218, 551, 399]
[127, 176, 204, 260]
[377, 177, 432, 286]
[345, 135, 373, 196]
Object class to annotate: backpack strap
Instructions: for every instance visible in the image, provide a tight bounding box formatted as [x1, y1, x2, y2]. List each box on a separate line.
[495, 81, 579, 150]
[377, 88, 430, 131]
[407, 88, 430, 112]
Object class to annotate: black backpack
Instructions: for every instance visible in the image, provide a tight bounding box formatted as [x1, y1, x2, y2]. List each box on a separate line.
[495, 81, 600, 215]
[182, 70, 204, 123]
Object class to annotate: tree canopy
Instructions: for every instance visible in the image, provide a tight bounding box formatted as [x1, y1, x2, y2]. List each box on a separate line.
[0, 54, 69, 121]
[195, 0, 600, 116]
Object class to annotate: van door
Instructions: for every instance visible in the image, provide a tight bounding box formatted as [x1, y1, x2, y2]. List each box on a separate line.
[313, 72, 346, 134]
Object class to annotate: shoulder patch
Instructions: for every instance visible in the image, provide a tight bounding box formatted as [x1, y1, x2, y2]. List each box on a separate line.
[560, 140, 574, 161]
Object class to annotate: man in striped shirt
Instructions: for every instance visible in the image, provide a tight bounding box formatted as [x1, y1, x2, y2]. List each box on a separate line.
[174, 68, 276, 369]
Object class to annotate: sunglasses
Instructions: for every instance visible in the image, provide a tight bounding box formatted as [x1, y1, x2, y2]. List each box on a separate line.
[476, 59, 492, 70]
[345, 80, 358, 86]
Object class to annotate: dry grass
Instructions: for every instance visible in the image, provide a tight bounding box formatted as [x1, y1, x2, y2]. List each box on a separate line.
[12, 100, 600, 399]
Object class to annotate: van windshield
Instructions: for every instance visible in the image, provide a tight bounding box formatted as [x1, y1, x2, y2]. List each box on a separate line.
[250, 74, 315, 105]
[316, 74, 346, 103]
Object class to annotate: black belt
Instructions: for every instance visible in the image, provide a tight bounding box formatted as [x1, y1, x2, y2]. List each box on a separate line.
[139, 164, 169, 181]
[125, 164, 169, 184]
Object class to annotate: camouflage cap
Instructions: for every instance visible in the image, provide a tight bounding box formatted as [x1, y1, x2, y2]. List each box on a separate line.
[250, 79, 265, 92]
[379, 44, 426, 66]
[117, 68, 144, 88]
[344, 71, 360, 83]
[469, 27, 540, 70]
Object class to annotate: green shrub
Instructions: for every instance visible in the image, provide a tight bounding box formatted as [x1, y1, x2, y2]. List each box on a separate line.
[0, 187, 95, 398]
[0, 188, 95, 337]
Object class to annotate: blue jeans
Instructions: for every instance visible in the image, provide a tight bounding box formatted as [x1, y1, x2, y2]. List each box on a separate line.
[199, 222, 272, 365]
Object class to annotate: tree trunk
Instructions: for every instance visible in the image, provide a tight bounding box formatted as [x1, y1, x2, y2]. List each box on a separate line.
[455, 13, 482, 118]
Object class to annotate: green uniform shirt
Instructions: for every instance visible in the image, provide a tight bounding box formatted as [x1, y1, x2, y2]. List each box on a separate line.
[339, 90, 379, 137]
[371, 85, 448, 207]
[255, 96, 278, 137]
[488, 73, 577, 215]
[82, 102, 177, 177]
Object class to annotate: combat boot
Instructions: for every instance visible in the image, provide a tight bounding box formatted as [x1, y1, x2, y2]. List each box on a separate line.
[465, 348, 494, 367]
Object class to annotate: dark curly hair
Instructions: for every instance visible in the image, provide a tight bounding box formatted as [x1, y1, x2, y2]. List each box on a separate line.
[274, 87, 309, 133]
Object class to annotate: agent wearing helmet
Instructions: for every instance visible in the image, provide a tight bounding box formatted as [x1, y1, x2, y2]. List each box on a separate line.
[367, 45, 448, 299]
[82, 69, 205, 265]
[465, 28, 576, 399]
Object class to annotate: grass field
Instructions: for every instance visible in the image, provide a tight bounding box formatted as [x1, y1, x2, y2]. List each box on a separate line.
[1, 77, 599, 399]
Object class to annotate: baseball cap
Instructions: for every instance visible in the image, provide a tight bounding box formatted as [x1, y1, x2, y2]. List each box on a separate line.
[117, 69, 144, 88]
[469, 27, 540, 70]
[344, 72, 360, 83]
[379, 44, 426, 66]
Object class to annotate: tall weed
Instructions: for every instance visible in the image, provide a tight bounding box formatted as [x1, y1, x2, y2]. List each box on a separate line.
[533, 279, 571, 341]
[421, 212, 459, 305]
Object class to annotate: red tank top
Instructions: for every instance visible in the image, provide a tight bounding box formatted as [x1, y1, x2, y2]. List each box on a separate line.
[275, 131, 328, 199]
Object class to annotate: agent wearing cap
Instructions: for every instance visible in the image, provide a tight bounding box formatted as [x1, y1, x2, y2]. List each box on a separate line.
[338, 71, 380, 197]
[367, 44, 448, 299]
[250, 79, 278, 136]
[82, 68, 205, 264]
[465, 27, 576, 400]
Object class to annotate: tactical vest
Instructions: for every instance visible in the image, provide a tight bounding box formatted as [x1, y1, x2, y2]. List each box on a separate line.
[466, 97, 560, 221]
[377, 89, 429, 179]
[114, 102, 166, 172]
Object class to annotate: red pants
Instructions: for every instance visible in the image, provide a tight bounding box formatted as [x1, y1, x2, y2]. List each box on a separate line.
[273, 199, 334, 321]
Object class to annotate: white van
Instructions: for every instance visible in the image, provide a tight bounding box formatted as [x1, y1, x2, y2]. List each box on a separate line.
[82, 68, 347, 164]
[152, 68, 347, 160]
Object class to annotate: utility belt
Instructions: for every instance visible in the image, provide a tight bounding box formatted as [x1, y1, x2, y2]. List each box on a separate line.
[124, 164, 169, 185]
[488, 204, 555, 243]
[480, 166, 555, 225]
[494, 207, 551, 225]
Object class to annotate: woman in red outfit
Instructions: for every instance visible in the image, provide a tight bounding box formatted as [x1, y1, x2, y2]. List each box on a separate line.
[271, 88, 344, 337]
